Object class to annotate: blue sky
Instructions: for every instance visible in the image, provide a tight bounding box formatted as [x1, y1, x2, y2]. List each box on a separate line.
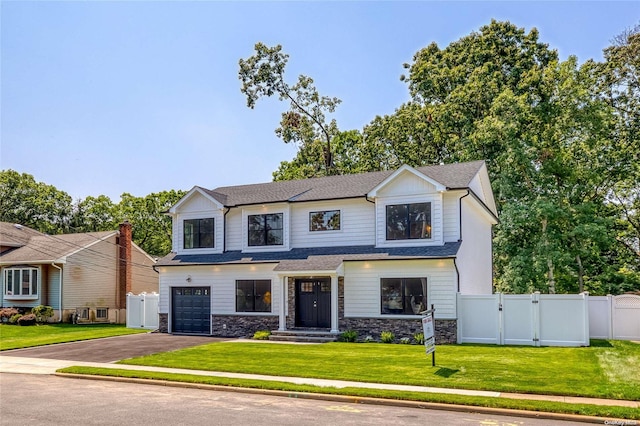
[2, 1, 638, 201]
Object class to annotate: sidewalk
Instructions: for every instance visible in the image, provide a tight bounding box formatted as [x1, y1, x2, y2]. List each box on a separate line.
[1, 354, 638, 409]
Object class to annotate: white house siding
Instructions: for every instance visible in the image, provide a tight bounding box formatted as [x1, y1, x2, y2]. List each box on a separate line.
[343, 259, 457, 320]
[290, 199, 375, 248]
[173, 193, 224, 255]
[457, 197, 494, 294]
[158, 263, 280, 316]
[63, 237, 118, 310]
[442, 191, 462, 242]
[225, 208, 243, 251]
[129, 244, 159, 294]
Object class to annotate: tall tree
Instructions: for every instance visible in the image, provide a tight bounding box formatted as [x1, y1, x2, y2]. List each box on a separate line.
[239, 43, 342, 175]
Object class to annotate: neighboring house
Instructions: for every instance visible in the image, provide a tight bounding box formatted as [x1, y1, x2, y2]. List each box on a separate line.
[157, 161, 498, 343]
[0, 222, 158, 323]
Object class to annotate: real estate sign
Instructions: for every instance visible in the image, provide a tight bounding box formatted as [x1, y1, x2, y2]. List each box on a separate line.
[421, 308, 436, 366]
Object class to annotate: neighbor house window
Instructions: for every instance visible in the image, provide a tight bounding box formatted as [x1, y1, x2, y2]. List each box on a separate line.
[381, 278, 427, 315]
[96, 308, 108, 320]
[3, 267, 38, 297]
[386, 202, 431, 240]
[236, 280, 271, 312]
[248, 214, 283, 246]
[309, 210, 341, 231]
[184, 218, 214, 249]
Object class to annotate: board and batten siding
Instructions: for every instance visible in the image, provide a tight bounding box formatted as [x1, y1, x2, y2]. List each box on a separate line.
[62, 237, 118, 309]
[343, 259, 457, 320]
[290, 199, 375, 248]
[158, 263, 280, 316]
[172, 192, 224, 255]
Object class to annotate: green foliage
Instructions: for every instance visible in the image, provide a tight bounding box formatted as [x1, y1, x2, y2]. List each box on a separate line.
[239, 43, 342, 175]
[9, 313, 22, 324]
[17, 314, 37, 326]
[252, 330, 271, 340]
[412, 332, 425, 345]
[399, 337, 411, 344]
[380, 331, 395, 343]
[338, 330, 358, 343]
[0, 308, 19, 323]
[31, 305, 54, 323]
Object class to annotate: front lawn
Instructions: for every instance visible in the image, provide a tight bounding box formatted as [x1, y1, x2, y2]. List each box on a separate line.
[0, 323, 148, 350]
[118, 339, 640, 401]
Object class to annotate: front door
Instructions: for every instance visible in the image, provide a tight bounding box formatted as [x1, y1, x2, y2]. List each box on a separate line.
[295, 279, 331, 328]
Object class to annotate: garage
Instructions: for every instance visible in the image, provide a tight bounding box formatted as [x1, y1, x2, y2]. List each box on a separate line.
[171, 287, 211, 334]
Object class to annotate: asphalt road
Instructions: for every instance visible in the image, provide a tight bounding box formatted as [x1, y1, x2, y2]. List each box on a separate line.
[0, 374, 587, 426]
[1, 332, 222, 362]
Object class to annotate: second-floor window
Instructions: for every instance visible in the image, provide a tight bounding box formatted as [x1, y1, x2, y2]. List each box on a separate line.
[248, 213, 283, 246]
[184, 218, 214, 249]
[386, 202, 431, 240]
[309, 210, 341, 231]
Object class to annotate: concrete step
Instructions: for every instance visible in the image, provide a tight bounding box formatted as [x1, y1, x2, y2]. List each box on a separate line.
[269, 330, 338, 343]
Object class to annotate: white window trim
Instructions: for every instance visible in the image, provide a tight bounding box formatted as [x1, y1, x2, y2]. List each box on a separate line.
[176, 211, 223, 255]
[235, 279, 273, 314]
[241, 204, 290, 253]
[308, 209, 343, 234]
[3, 266, 40, 300]
[376, 194, 443, 248]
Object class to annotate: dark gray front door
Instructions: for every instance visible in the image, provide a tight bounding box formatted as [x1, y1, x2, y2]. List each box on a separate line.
[172, 287, 211, 334]
[295, 279, 331, 328]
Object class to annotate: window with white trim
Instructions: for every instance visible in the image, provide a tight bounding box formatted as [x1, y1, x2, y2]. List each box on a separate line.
[309, 210, 341, 231]
[184, 218, 214, 249]
[4, 267, 38, 297]
[381, 278, 427, 315]
[236, 280, 272, 312]
[386, 202, 431, 240]
[248, 214, 283, 246]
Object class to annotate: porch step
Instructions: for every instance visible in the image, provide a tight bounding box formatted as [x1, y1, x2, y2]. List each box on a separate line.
[269, 330, 338, 343]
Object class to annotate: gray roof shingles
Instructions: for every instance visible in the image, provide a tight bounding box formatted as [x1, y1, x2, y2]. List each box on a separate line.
[157, 242, 461, 269]
[200, 160, 485, 207]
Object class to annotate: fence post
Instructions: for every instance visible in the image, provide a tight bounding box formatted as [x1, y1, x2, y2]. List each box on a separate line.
[498, 293, 504, 345]
[532, 292, 541, 347]
[581, 292, 590, 346]
[607, 294, 613, 340]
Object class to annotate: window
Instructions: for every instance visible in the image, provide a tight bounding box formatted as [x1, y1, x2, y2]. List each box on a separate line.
[4, 267, 38, 297]
[184, 218, 214, 249]
[96, 308, 108, 320]
[381, 278, 427, 315]
[248, 214, 283, 246]
[309, 210, 341, 231]
[386, 202, 431, 240]
[236, 280, 271, 312]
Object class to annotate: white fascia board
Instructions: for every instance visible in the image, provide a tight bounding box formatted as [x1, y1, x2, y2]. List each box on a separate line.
[367, 164, 446, 197]
[168, 186, 224, 213]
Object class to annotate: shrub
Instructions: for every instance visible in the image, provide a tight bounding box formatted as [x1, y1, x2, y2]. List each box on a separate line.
[17, 313, 37, 326]
[9, 313, 22, 324]
[399, 337, 411, 344]
[380, 331, 395, 343]
[253, 330, 271, 340]
[339, 330, 358, 342]
[0, 308, 19, 323]
[32, 305, 54, 323]
[363, 335, 374, 343]
[413, 332, 425, 345]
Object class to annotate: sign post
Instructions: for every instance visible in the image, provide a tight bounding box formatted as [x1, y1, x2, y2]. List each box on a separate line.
[421, 304, 436, 367]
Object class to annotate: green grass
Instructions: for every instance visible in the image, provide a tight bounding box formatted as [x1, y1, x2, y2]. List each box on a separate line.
[0, 323, 148, 350]
[117, 340, 640, 401]
[58, 366, 640, 420]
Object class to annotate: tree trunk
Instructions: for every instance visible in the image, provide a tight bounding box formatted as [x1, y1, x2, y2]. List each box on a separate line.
[576, 254, 585, 293]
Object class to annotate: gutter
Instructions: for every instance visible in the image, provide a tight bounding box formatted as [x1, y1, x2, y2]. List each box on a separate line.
[51, 263, 63, 323]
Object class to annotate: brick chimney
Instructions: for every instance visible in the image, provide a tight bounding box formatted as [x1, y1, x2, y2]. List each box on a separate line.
[118, 221, 132, 308]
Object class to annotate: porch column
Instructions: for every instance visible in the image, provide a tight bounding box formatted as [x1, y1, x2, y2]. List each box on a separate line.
[330, 274, 338, 333]
[278, 275, 286, 331]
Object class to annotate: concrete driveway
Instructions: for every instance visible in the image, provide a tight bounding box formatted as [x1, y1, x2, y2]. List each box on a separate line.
[2, 333, 226, 363]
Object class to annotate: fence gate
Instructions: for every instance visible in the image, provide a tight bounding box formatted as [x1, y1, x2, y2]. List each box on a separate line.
[126, 292, 159, 330]
[589, 294, 640, 340]
[458, 292, 590, 347]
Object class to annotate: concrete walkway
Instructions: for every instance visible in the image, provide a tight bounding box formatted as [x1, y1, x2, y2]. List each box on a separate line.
[1, 354, 637, 409]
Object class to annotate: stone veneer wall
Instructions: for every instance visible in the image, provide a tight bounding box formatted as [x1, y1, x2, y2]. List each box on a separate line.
[212, 315, 279, 338]
[339, 318, 457, 344]
[286, 277, 296, 329]
[159, 313, 168, 333]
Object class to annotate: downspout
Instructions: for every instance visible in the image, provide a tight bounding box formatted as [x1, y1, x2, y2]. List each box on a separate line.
[51, 263, 63, 323]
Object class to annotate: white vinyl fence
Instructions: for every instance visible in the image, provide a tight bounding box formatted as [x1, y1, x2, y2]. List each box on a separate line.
[589, 295, 640, 341]
[126, 292, 159, 330]
[457, 292, 590, 347]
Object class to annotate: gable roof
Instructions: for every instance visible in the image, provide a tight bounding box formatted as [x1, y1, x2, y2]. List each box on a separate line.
[0, 223, 46, 248]
[196, 160, 486, 207]
[0, 225, 117, 265]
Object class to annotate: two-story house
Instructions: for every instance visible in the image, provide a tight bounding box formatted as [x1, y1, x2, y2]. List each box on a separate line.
[156, 160, 497, 343]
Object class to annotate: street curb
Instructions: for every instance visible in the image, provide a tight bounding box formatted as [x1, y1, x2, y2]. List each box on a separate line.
[55, 373, 626, 424]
